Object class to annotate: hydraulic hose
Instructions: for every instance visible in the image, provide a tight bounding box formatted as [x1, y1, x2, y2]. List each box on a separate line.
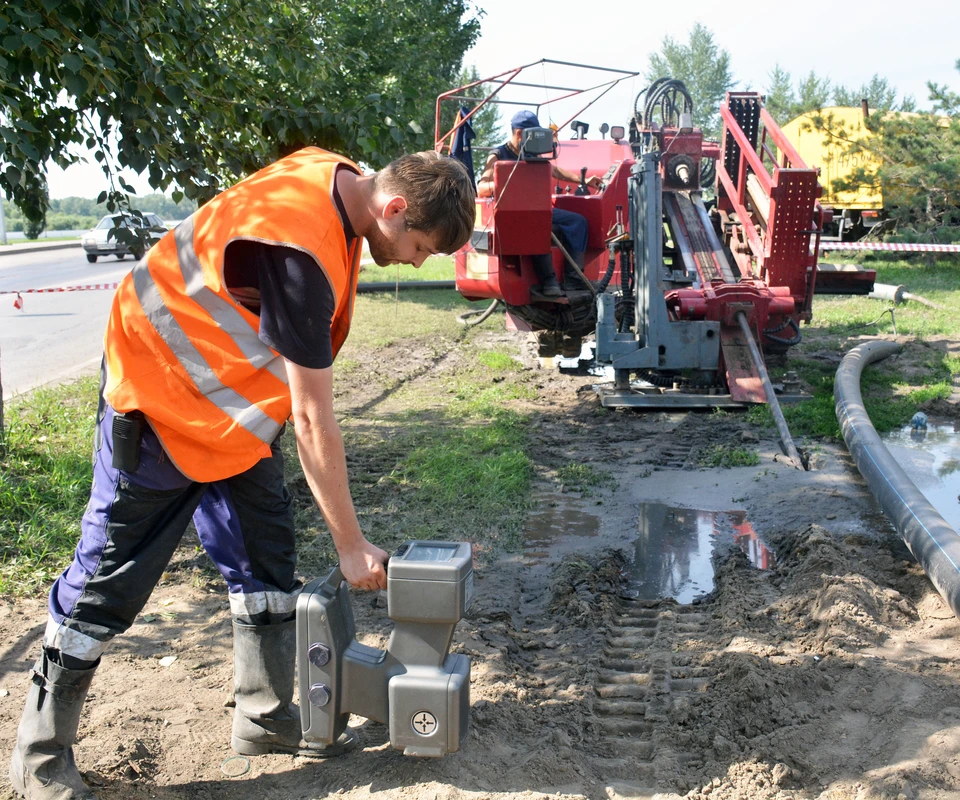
[834, 340, 960, 621]
[356, 280, 454, 293]
[457, 299, 502, 327]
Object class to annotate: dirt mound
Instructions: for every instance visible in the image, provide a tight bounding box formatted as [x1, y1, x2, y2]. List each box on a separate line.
[549, 550, 626, 625]
[767, 525, 917, 652]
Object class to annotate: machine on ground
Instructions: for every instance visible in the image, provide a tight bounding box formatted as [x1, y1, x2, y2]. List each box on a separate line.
[297, 540, 473, 758]
[436, 61, 837, 462]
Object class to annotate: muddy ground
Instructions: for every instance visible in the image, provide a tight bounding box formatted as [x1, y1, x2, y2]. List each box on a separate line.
[2, 328, 960, 800]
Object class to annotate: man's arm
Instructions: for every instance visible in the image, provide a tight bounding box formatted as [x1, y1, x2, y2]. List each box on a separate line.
[476, 152, 499, 198]
[285, 359, 387, 590]
[551, 163, 603, 189]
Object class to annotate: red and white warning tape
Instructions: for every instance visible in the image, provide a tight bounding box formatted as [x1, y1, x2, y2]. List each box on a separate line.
[819, 241, 960, 253]
[3, 282, 121, 310]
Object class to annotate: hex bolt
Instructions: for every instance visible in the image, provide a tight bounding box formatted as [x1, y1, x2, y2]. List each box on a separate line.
[308, 643, 331, 668]
[308, 683, 331, 707]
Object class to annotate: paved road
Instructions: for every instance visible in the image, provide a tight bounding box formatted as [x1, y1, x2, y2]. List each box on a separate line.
[0, 248, 132, 400]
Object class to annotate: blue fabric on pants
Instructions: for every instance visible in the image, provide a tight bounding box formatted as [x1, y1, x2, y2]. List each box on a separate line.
[551, 208, 589, 255]
[45, 400, 300, 662]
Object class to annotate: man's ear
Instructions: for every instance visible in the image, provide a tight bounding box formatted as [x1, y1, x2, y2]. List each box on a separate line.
[381, 195, 408, 220]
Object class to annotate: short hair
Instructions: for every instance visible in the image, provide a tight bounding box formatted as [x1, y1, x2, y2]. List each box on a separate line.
[374, 152, 476, 253]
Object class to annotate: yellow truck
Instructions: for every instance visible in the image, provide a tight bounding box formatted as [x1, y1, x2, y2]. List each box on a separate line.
[780, 106, 883, 239]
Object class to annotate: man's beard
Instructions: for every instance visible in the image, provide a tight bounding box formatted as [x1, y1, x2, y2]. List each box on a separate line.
[366, 224, 400, 266]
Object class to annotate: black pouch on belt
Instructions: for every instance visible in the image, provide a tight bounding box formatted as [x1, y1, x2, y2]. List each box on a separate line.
[112, 411, 145, 472]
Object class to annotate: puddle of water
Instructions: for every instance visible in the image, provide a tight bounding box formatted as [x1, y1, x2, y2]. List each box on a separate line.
[523, 495, 601, 561]
[881, 420, 960, 532]
[625, 503, 775, 603]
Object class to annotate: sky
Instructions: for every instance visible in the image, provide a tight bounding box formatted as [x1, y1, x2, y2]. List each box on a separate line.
[45, 0, 959, 198]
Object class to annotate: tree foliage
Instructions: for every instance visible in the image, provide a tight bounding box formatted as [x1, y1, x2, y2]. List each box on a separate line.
[0, 0, 480, 224]
[809, 64, 960, 242]
[929, 58, 960, 115]
[646, 23, 735, 139]
[763, 66, 915, 123]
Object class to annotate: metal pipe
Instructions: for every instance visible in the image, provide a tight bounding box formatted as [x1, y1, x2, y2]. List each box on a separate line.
[869, 282, 942, 310]
[734, 310, 805, 470]
[835, 340, 960, 621]
[868, 283, 907, 304]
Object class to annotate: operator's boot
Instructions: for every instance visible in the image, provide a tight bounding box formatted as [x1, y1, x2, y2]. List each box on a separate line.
[231, 619, 358, 758]
[531, 254, 562, 298]
[562, 251, 591, 292]
[9, 650, 99, 800]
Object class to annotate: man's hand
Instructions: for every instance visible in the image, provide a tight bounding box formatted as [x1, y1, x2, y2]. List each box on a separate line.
[587, 175, 604, 189]
[339, 540, 389, 591]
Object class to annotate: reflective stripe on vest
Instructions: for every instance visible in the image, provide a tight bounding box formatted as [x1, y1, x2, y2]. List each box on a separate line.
[175, 218, 289, 385]
[131, 231, 283, 446]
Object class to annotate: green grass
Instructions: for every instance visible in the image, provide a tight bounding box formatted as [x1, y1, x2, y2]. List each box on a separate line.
[341, 288, 475, 350]
[358, 255, 454, 283]
[0, 378, 98, 595]
[747, 256, 960, 440]
[477, 349, 522, 371]
[697, 444, 761, 469]
[0, 236, 81, 246]
[555, 463, 617, 493]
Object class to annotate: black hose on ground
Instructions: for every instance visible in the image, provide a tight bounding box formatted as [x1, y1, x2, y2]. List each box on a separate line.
[834, 339, 960, 621]
[457, 299, 502, 327]
[356, 281, 454, 293]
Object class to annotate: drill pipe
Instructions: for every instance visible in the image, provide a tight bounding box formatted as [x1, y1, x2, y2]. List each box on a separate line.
[735, 310, 805, 470]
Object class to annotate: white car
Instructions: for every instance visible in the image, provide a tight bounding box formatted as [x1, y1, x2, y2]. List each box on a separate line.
[81, 213, 166, 263]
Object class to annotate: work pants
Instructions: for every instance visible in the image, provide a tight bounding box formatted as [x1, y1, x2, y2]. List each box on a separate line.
[44, 397, 301, 666]
[531, 208, 590, 276]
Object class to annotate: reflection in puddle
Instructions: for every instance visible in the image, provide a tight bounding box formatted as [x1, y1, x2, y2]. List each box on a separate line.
[524, 496, 600, 560]
[881, 420, 960, 531]
[625, 503, 775, 603]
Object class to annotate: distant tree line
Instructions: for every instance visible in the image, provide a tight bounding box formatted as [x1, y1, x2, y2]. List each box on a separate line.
[3, 193, 197, 236]
[646, 26, 959, 242]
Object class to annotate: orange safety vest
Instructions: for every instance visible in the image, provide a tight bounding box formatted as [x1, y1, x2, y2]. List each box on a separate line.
[103, 147, 363, 482]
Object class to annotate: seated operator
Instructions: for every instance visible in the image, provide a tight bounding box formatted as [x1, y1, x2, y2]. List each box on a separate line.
[477, 110, 602, 298]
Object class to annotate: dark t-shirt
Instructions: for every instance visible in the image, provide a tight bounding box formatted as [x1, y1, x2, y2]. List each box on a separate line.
[222, 169, 357, 370]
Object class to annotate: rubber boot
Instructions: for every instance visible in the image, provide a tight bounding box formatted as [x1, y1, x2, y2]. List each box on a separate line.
[563, 251, 590, 292]
[9, 651, 99, 800]
[231, 619, 358, 758]
[531, 254, 562, 298]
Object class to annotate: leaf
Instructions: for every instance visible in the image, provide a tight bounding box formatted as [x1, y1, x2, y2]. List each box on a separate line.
[62, 53, 84, 74]
[172, 190, 183, 204]
[4, 166, 21, 186]
[64, 73, 88, 97]
[97, 190, 107, 204]
[165, 84, 185, 107]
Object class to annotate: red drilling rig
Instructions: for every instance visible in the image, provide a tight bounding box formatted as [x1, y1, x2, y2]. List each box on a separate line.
[436, 61, 837, 462]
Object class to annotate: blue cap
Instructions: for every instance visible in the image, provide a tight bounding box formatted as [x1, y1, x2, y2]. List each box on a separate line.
[510, 110, 541, 130]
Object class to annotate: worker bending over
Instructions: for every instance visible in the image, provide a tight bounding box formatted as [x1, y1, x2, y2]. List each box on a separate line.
[477, 110, 601, 297]
[9, 148, 475, 800]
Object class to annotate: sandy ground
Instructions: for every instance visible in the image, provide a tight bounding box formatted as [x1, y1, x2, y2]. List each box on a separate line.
[2, 330, 960, 800]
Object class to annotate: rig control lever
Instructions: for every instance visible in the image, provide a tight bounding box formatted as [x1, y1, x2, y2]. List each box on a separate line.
[574, 166, 591, 196]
